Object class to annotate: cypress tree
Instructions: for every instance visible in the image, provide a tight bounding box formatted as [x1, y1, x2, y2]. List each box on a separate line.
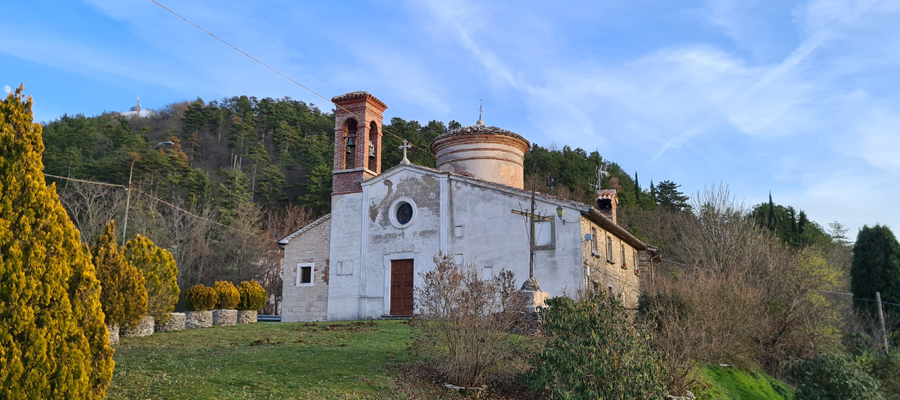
[649, 180, 657, 205]
[0, 85, 114, 398]
[851, 225, 900, 311]
[633, 172, 640, 204]
[123, 234, 179, 324]
[768, 192, 775, 230]
[92, 221, 148, 329]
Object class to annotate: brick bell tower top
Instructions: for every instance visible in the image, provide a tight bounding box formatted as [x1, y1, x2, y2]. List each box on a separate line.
[331, 91, 388, 195]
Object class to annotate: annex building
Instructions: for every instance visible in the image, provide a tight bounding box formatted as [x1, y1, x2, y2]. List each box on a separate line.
[280, 91, 658, 322]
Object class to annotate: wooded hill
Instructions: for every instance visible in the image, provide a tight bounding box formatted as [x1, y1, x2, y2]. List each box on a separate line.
[41, 95, 709, 217]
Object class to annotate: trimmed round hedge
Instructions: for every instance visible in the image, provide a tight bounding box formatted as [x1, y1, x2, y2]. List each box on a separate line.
[214, 281, 240, 310]
[185, 284, 217, 311]
[237, 280, 268, 311]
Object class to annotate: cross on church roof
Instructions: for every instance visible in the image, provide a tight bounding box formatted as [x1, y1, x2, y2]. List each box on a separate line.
[399, 139, 412, 165]
[476, 99, 485, 126]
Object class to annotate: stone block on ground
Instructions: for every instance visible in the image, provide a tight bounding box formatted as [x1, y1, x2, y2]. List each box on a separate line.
[185, 310, 213, 329]
[236, 310, 257, 324]
[212, 309, 237, 326]
[120, 315, 155, 337]
[107, 323, 119, 346]
[155, 312, 185, 332]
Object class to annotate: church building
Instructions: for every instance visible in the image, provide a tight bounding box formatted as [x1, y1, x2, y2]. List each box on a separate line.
[280, 91, 658, 322]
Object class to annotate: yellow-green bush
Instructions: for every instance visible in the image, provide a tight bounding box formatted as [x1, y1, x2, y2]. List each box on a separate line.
[214, 281, 240, 309]
[123, 234, 179, 324]
[185, 284, 217, 311]
[0, 86, 113, 399]
[93, 221, 148, 329]
[237, 280, 268, 311]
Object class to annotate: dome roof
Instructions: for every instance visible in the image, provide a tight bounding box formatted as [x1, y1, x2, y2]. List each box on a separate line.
[430, 120, 530, 152]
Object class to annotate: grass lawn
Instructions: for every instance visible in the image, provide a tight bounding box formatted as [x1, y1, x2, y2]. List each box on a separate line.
[693, 365, 794, 400]
[108, 320, 414, 399]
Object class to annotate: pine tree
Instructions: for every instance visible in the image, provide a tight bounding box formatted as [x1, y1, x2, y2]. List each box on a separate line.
[92, 220, 148, 328]
[851, 225, 900, 310]
[123, 234, 179, 325]
[0, 85, 113, 398]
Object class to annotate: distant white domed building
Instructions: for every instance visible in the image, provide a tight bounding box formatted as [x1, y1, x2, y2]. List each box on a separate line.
[279, 91, 658, 322]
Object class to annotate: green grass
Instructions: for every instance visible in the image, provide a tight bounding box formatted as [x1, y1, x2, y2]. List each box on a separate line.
[108, 320, 413, 399]
[693, 365, 794, 400]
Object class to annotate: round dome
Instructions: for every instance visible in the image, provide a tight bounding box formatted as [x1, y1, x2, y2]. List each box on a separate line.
[430, 121, 530, 189]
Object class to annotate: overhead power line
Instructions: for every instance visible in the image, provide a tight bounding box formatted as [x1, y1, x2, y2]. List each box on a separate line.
[147, 0, 446, 166]
[44, 173, 271, 240]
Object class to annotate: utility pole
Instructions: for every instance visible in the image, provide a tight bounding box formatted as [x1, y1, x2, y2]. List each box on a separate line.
[877, 291, 889, 354]
[529, 180, 536, 280]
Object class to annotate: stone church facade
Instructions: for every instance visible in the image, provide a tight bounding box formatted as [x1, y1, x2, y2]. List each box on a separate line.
[280, 91, 658, 322]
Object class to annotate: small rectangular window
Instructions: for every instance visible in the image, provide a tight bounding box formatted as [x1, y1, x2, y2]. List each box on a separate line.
[606, 236, 614, 263]
[455, 225, 463, 237]
[296, 263, 314, 287]
[591, 228, 599, 254]
[621, 244, 627, 268]
[454, 254, 464, 265]
[483, 266, 493, 280]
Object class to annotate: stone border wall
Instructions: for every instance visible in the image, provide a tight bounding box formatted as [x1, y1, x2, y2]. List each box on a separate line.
[155, 313, 185, 332]
[108, 323, 119, 345]
[185, 311, 212, 329]
[212, 309, 237, 326]
[121, 315, 155, 337]
[236, 310, 257, 324]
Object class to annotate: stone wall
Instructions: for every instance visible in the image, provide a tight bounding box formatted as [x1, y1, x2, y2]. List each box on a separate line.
[185, 311, 212, 329]
[237, 310, 257, 324]
[212, 309, 237, 326]
[282, 214, 332, 322]
[155, 313, 185, 332]
[580, 216, 642, 309]
[108, 323, 119, 345]
[120, 315, 155, 337]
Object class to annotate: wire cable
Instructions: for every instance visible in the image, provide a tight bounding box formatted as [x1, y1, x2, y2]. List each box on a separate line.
[148, 0, 452, 167]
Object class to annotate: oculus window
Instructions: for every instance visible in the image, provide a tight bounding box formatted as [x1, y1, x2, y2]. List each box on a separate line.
[389, 197, 418, 229]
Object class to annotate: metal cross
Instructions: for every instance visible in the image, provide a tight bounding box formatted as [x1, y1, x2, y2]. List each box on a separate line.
[399, 139, 412, 165]
[479, 99, 484, 121]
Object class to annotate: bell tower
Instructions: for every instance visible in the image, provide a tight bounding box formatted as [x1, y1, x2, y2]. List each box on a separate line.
[331, 91, 388, 194]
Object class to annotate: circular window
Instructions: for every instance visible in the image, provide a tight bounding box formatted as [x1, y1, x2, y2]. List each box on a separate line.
[396, 202, 413, 225]
[389, 198, 417, 229]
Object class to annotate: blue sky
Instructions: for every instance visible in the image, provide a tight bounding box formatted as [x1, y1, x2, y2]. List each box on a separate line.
[2, 0, 899, 237]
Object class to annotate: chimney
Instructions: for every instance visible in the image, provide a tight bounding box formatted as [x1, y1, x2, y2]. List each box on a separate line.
[597, 189, 618, 224]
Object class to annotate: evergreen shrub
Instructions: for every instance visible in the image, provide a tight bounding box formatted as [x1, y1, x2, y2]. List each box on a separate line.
[788, 353, 883, 400]
[123, 234, 179, 324]
[237, 280, 268, 311]
[529, 287, 669, 399]
[0, 85, 114, 399]
[214, 281, 240, 309]
[185, 284, 217, 311]
[93, 220, 148, 329]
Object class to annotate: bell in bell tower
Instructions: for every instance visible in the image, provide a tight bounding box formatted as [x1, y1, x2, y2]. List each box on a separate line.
[331, 91, 388, 194]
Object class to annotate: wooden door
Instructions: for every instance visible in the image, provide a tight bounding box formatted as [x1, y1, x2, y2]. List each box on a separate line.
[390, 259, 414, 315]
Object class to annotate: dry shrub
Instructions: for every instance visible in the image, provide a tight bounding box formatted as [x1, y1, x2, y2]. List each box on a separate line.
[633, 185, 846, 393]
[412, 253, 528, 388]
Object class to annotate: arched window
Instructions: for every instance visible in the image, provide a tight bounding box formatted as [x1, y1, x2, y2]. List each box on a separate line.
[368, 121, 378, 171]
[344, 119, 358, 169]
